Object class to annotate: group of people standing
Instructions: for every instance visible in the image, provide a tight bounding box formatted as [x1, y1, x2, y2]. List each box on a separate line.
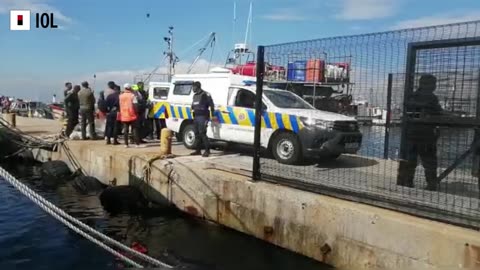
[0, 96, 11, 113]
[62, 81, 166, 148]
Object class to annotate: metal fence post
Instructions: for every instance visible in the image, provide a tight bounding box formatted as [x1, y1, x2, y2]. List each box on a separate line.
[253, 46, 265, 181]
[400, 44, 417, 160]
[384, 73, 393, 159]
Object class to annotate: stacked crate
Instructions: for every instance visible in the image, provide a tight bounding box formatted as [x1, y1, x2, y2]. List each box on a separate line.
[287, 61, 307, 81]
[287, 59, 327, 82]
[306, 59, 325, 83]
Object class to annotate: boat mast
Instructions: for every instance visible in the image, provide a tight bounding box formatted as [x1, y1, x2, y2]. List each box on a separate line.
[225, 1, 254, 67]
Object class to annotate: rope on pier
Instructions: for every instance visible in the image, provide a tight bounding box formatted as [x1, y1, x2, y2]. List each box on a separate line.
[0, 165, 174, 269]
[0, 117, 64, 149]
[142, 154, 176, 183]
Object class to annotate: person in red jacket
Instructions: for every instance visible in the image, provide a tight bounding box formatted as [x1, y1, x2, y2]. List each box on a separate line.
[119, 83, 142, 148]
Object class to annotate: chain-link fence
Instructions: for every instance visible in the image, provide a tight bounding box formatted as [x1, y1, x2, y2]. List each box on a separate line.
[252, 21, 480, 229]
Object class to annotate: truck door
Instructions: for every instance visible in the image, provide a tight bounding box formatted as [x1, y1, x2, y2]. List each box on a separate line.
[148, 84, 170, 119]
[222, 88, 259, 144]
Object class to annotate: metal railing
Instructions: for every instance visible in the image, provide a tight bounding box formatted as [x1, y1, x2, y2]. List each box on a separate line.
[253, 20, 480, 230]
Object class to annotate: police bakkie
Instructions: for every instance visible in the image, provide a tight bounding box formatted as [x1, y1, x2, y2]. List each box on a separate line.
[149, 68, 362, 165]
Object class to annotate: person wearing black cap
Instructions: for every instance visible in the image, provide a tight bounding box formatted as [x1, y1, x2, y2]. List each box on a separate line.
[105, 81, 116, 99]
[64, 85, 80, 137]
[63, 82, 73, 119]
[105, 83, 120, 145]
[78, 81, 97, 140]
[190, 81, 216, 157]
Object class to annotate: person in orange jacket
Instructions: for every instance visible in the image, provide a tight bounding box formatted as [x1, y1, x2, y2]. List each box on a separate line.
[119, 83, 142, 148]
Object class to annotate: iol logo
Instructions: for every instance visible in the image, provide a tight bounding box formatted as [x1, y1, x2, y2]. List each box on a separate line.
[10, 10, 30, 31]
[10, 10, 59, 31]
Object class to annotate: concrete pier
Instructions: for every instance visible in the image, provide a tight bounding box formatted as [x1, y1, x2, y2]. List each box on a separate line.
[12, 116, 480, 270]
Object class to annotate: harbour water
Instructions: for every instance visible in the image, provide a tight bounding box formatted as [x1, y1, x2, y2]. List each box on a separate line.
[0, 162, 331, 270]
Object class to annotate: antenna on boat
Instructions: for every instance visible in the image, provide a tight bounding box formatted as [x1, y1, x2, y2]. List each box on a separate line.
[250, 2, 253, 49]
[225, 1, 255, 67]
[164, 26, 179, 82]
[244, 1, 253, 47]
[232, 1, 236, 48]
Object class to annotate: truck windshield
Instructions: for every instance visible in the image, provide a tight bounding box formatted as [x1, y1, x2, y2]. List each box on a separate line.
[264, 90, 314, 109]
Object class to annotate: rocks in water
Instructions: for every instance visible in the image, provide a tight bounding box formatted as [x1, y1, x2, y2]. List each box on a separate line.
[41, 160, 72, 187]
[99, 186, 149, 215]
[71, 176, 106, 195]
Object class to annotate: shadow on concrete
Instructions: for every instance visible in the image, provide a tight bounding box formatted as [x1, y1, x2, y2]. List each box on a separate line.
[440, 181, 479, 199]
[315, 155, 379, 169]
[23, 130, 51, 135]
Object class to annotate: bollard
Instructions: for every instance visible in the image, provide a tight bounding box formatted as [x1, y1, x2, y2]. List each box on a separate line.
[159, 128, 173, 155]
[4, 113, 16, 127]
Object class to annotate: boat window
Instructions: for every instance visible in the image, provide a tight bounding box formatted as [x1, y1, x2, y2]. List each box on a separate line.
[153, 87, 169, 100]
[173, 83, 192, 96]
[264, 90, 314, 109]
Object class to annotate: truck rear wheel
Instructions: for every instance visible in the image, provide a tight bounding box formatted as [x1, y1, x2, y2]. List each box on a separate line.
[272, 132, 302, 165]
[182, 124, 197, 149]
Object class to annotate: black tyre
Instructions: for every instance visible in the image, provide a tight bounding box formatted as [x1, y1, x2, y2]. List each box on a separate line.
[41, 160, 72, 187]
[175, 132, 183, 142]
[182, 124, 197, 150]
[271, 132, 302, 165]
[99, 186, 148, 215]
[71, 176, 106, 194]
[41, 160, 71, 179]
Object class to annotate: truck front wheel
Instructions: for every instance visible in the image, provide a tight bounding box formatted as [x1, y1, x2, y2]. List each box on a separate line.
[182, 124, 197, 149]
[272, 132, 302, 165]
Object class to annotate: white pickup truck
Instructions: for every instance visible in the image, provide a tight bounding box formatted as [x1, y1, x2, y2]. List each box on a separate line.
[149, 68, 362, 164]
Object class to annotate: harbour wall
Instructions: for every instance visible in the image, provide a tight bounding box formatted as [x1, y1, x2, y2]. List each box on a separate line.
[30, 140, 480, 270]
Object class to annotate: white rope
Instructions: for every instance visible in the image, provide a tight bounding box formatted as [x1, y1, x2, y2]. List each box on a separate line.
[0, 166, 173, 269]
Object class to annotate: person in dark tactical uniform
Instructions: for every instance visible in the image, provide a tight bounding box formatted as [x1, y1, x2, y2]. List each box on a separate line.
[63, 82, 73, 118]
[190, 81, 216, 157]
[397, 74, 444, 191]
[64, 85, 80, 137]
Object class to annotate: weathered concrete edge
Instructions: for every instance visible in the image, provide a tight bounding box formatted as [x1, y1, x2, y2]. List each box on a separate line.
[32, 144, 480, 270]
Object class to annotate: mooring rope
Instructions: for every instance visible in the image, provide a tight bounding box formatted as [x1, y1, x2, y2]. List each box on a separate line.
[0, 166, 173, 269]
[0, 117, 64, 149]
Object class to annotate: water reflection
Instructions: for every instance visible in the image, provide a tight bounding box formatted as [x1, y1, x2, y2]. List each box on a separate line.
[0, 162, 332, 270]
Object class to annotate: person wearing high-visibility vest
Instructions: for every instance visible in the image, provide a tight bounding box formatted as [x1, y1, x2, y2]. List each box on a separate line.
[119, 83, 142, 148]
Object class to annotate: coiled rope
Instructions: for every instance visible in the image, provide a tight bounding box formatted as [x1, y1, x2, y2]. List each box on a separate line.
[0, 166, 173, 269]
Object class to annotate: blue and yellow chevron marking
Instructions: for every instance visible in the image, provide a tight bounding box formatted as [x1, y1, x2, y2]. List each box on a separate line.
[151, 102, 303, 133]
[149, 102, 169, 119]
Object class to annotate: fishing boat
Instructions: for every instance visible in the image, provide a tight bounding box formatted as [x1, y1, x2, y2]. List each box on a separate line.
[48, 103, 65, 120]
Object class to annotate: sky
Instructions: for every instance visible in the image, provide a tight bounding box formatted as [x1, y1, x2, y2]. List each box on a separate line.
[1, 0, 480, 102]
